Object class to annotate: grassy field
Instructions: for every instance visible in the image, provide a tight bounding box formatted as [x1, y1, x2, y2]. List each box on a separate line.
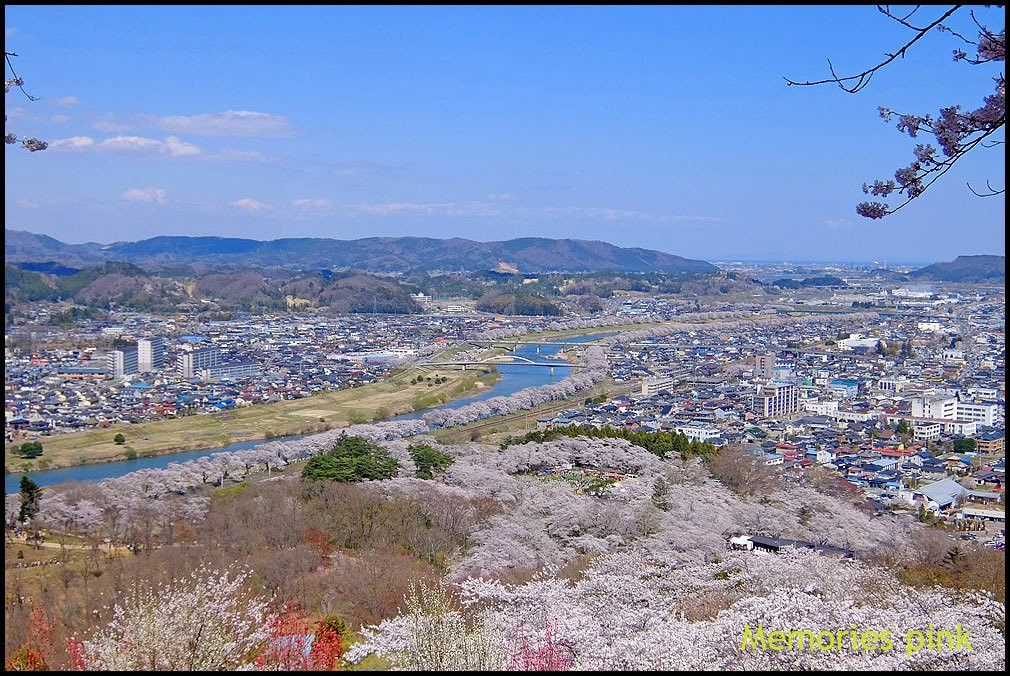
[5, 366, 499, 473]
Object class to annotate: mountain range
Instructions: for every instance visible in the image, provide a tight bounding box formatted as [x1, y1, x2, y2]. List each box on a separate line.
[4, 230, 719, 275]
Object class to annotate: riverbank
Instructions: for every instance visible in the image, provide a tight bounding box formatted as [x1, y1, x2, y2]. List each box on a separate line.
[513, 320, 671, 342]
[5, 366, 499, 473]
[4, 327, 621, 476]
[431, 376, 637, 445]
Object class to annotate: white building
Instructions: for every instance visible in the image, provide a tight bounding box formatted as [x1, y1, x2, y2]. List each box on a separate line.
[886, 414, 977, 437]
[830, 409, 876, 423]
[908, 396, 999, 427]
[966, 387, 999, 400]
[752, 381, 798, 418]
[837, 333, 879, 351]
[913, 422, 943, 442]
[673, 422, 722, 443]
[642, 376, 677, 395]
[878, 376, 910, 393]
[177, 347, 221, 378]
[107, 348, 139, 378]
[199, 362, 261, 381]
[137, 337, 166, 373]
[955, 401, 1000, 427]
[803, 400, 839, 416]
[910, 395, 958, 420]
[892, 285, 934, 299]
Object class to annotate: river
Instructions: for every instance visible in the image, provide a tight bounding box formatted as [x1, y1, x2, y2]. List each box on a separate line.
[5, 333, 609, 492]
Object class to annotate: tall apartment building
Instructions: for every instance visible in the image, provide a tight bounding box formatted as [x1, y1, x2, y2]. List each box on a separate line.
[177, 347, 221, 378]
[754, 352, 776, 379]
[107, 348, 139, 378]
[752, 381, 798, 418]
[137, 337, 166, 373]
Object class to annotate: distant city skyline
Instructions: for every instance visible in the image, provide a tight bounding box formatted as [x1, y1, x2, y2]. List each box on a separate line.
[5, 5, 1005, 261]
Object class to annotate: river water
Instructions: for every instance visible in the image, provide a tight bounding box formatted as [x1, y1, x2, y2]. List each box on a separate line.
[5, 334, 608, 492]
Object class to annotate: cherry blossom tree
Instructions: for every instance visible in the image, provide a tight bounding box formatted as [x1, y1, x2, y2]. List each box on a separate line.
[4, 51, 47, 152]
[786, 5, 1004, 218]
[351, 548, 1005, 670]
[68, 567, 274, 671]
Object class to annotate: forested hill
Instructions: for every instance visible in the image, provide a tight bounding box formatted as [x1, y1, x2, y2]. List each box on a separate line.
[909, 255, 1005, 282]
[5, 230, 718, 275]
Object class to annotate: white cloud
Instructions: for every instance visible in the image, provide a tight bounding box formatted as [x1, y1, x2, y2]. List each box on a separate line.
[96, 135, 202, 157]
[516, 205, 723, 223]
[92, 112, 131, 133]
[210, 148, 273, 163]
[154, 110, 292, 137]
[48, 136, 95, 151]
[292, 198, 332, 211]
[5, 27, 15, 38]
[346, 202, 454, 215]
[15, 198, 38, 208]
[47, 133, 276, 163]
[51, 96, 79, 107]
[230, 198, 271, 212]
[331, 161, 397, 176]
[824, 218, 855, 229]
[163, 135, 201, 157]
[340, 200, 720, 223]
[50, 114, 71, 124]
[95, 110, 293, 138]
[100, 135, 163, 152]
[122, 187, 168, 204]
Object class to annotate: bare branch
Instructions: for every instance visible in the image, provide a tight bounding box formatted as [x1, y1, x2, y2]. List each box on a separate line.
[791, 6, 1003, 218]
[784, 6, 962, 93]
[4, 51, 41, 101]
[880, 5, 929, 32]
[967, 179, 1006, 197]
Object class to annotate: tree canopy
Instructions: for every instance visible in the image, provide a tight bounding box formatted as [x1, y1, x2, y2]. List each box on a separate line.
[301, 435, 399, 482]
[408, 443, 455, 480]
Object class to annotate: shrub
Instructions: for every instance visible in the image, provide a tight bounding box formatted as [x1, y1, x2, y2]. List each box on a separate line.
[17, 441, 44, 459]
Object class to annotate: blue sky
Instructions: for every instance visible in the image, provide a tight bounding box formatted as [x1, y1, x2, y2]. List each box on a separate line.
[4, 5, 1005, 263]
